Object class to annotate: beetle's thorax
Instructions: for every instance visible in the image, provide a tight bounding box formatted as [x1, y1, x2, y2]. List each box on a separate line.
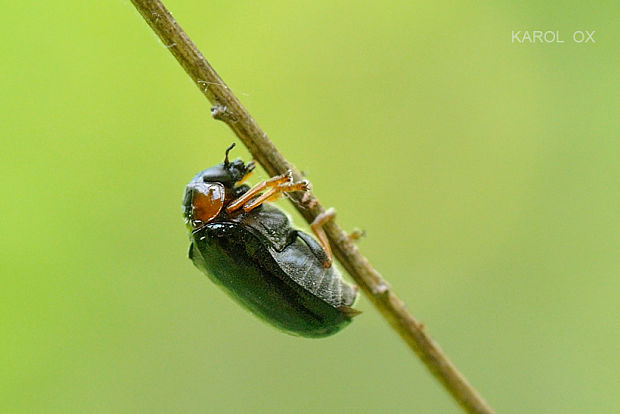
[183, 160, 254, 229]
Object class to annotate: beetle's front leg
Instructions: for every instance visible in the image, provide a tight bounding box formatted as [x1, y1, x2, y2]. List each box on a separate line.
[225, 172, 292, 214]
[242, 180, 309, 213]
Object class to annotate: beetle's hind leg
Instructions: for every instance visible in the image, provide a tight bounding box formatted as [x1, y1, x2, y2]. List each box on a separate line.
[296, 231, 331, 268]
[309, 208, 336, 268]
[304, 209, 361, 268]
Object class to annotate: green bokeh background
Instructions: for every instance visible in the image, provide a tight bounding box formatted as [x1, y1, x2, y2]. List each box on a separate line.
[2, 1, 618, 413]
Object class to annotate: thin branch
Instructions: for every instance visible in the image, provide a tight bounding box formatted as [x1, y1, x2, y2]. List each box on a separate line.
[129, 1, 494, 413]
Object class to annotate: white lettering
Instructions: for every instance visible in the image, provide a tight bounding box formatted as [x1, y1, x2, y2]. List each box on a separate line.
[533, 31, 543, 42]
[512, 29, 595, 44]
[573, 31, 585, 43]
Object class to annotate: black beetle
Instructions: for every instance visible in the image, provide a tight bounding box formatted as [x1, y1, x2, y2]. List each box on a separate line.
[183, 145, 359, 338]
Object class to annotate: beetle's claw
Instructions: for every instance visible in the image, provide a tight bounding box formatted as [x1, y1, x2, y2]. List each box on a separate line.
[299, 179, 311, 192]
[348, 228, 366, 242]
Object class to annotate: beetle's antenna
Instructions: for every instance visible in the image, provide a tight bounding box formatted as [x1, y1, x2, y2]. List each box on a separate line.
[224, 143, 236, 166]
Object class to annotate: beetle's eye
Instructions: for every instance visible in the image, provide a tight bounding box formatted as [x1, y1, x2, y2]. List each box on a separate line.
[190, 183, 225, 227]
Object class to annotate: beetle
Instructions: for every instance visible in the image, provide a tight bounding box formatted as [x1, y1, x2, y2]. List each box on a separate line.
[182, 144, 359, 338]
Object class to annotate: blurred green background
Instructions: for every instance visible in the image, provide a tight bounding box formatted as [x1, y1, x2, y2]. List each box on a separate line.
[1, 1, 618, 412]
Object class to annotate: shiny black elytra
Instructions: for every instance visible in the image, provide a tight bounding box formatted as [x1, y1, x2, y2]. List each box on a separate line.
[182, 145, 359, 338]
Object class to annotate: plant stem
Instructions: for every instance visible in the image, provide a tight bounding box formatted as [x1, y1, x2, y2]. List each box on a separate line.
[129, 1, 495, 412]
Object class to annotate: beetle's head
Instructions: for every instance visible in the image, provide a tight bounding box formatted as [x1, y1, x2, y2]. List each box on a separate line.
[183, 144, 255, 228]
[191, 144, 255, 188]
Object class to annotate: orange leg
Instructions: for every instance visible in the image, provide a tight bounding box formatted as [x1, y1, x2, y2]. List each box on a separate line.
[243, 180, 309, 212]
[225, 172, 292, 214]
[310, 208, 336, 267]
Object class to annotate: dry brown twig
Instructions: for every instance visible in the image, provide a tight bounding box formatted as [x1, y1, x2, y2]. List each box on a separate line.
[129, 1, 494, 412]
